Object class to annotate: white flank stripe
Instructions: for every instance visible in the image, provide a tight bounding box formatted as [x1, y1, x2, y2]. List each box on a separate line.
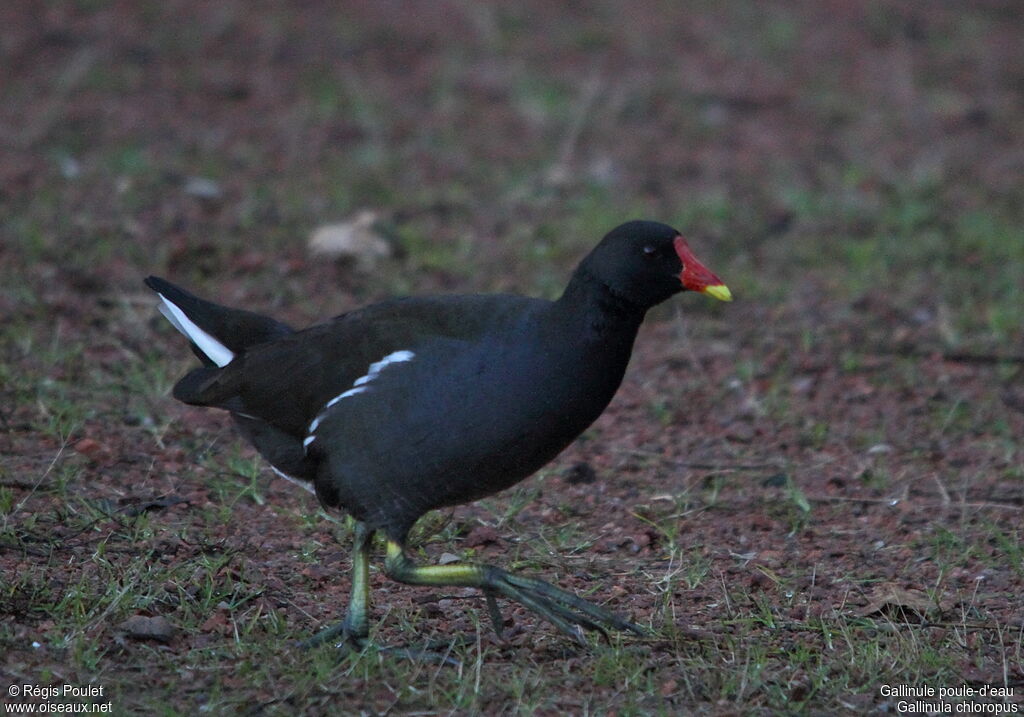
[303, 350, 416, 450]
[367, 350, 415, 375]
[271, 466, 316, 495]
[156, 293, 235, 367]
[328, 386, 367, 406]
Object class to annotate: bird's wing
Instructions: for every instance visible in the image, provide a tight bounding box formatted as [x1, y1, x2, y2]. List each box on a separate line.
[219, 294, 547, 437]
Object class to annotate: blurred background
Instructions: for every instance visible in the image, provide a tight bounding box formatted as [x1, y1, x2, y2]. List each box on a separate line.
[3, 1, 1021, 326]
[2, 2, 1023, 713]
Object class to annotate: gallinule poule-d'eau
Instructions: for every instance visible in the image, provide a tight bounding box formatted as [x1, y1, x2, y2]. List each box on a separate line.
[146, 220, 731, 653]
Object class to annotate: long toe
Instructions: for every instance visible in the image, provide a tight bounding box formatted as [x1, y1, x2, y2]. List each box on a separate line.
[374, 641, 463, 667]
[506, 573, 646, 636]
[300, 626, 463, 667]
[296, 622, 359, 650]
[486, 568, 645, 642]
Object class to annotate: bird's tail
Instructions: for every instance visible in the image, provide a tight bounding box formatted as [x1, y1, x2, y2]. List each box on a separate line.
[144, 276, 293, 406]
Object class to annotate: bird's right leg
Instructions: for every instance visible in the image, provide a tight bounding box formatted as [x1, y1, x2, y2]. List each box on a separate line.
[383, 540, 644, 646]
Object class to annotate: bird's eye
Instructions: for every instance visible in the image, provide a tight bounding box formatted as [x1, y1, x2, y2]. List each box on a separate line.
[642, 245, 657, 257]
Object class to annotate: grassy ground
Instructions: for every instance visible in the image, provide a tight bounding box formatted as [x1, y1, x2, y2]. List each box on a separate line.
[2, 2, 1023, 714]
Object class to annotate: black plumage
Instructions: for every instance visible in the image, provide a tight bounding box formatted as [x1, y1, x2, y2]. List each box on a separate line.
[146, 220, 730, 651]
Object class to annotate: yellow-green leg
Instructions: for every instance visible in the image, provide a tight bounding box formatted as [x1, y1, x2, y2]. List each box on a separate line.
[383, 540, 645, 645]
[300, 522, 373, 648]
[300, 526, 461, 665]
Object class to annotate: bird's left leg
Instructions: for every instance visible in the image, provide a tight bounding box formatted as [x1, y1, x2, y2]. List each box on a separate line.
[298, 521, 373, 649]
[300, 525, 461, 665]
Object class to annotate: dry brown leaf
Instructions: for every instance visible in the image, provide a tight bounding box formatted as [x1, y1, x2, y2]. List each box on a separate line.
[855, 583, 950, 620]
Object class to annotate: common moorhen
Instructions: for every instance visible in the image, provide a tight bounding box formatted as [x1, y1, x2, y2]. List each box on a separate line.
[145, 220, 730, 652]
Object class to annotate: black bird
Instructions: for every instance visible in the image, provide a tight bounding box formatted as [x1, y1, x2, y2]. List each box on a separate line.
[145, 220, 731, 652]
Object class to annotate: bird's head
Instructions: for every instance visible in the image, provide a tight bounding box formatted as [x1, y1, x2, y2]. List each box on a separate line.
[583, 220, 732, 308]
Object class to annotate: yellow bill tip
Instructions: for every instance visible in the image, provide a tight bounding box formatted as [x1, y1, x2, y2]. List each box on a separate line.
[702, 284, 732, 302]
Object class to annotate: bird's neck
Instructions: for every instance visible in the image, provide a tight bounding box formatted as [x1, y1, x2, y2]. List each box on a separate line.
[555, 267, 647, 340]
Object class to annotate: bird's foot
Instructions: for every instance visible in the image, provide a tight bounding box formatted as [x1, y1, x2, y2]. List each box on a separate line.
[480, 567, 646, 646]
[369, 641, 462, 667]
[383, 541, 644, 647]
[298, 621, 462, 666]
[295, 618, 365, 651]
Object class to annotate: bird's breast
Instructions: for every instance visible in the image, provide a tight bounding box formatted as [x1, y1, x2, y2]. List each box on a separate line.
[312, 324, 637, 521]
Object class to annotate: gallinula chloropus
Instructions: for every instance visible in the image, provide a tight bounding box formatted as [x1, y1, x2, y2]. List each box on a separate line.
[145, 220, 730, 651]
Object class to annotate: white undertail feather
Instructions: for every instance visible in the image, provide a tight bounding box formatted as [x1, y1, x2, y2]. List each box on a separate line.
[156, 293, 235, 368]
[271, 466, 316, 495]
